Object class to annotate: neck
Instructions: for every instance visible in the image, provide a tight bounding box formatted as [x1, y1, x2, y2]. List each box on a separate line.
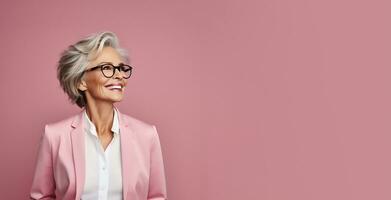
[85, 100, 115, 137]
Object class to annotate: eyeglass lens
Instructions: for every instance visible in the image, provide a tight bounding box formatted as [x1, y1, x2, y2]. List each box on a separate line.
[101, 64, 132, 78]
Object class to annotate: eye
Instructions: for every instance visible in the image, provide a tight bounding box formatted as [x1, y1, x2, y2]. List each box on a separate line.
[102, 64, 112, 70]
[120, 65, 131, 72]
[120, 67, 127, 71]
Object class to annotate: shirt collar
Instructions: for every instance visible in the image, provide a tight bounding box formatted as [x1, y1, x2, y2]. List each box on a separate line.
[83, 107, 120, 137]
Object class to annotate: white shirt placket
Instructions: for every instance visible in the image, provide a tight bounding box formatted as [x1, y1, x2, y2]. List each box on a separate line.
[98, 143, 108, 200]
[81, 108, 122, 200]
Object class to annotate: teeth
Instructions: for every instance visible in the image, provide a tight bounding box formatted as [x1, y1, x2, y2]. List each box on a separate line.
[107, 85, 122, 89]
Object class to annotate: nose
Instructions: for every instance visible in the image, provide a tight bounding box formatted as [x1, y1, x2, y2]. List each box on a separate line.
[112, 67, 123, 79]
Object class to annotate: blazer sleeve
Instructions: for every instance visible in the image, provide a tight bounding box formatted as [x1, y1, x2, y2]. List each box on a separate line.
[29, 124, 56, 200]
[147, 125, 168, 200]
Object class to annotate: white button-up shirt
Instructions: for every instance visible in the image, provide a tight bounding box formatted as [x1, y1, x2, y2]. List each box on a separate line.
[81, 107, 123, 200]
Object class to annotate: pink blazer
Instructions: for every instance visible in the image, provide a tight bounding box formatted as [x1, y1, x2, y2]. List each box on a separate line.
[30, 107, 167, 200]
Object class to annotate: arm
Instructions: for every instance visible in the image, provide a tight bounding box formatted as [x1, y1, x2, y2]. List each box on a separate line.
[147, 125, 168, 200]
[29, 125, 56, 200]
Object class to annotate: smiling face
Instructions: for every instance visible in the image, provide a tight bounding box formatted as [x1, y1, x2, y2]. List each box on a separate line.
[78, 46, 128, 105]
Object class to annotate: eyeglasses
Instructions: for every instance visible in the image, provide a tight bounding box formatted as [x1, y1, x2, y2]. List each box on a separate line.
[84, 63, 133, 79]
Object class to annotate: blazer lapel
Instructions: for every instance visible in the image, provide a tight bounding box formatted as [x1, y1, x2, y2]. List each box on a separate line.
[116, 107, 132, 200]
[70, 109, 85, 200]
[69, 106, 133, 200]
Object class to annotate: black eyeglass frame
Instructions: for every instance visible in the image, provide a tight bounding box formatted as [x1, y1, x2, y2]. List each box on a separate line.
[84, 63, 133, 79]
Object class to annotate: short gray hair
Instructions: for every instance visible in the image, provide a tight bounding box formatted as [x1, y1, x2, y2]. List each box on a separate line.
[57, 31, 129, 108]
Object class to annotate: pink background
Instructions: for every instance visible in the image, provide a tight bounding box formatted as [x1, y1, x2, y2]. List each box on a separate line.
[1, 0, 391, 199]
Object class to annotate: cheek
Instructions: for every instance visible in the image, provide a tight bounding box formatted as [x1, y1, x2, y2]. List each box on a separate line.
[88, 76, 109, 95]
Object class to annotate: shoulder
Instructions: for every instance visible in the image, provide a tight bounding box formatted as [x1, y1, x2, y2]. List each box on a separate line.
[123, 113, 156, 130]
[43, 113, 79, 139]
[42, 110, 161, 143]
[121, 113, 160, 144]
[46, 114, 76, 130]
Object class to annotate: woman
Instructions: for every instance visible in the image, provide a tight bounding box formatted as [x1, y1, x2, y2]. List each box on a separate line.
[30, 31, 167, 200]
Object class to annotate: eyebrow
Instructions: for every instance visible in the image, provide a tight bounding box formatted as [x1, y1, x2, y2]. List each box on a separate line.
[97, 61, 125, 65]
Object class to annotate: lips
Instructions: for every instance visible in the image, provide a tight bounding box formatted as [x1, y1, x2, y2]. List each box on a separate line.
[105, 83, 123, 87]
[105, 83, 124, 91]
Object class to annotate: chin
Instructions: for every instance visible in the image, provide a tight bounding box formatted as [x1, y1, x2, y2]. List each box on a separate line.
[100, 93, 124, 102]
[108, 96, 124, 102]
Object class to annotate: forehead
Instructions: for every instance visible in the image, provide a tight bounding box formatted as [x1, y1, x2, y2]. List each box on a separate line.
[90, 46, 124, 65]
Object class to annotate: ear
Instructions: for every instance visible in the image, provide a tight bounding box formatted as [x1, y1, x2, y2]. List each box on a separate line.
[78, 79, 88, 92]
